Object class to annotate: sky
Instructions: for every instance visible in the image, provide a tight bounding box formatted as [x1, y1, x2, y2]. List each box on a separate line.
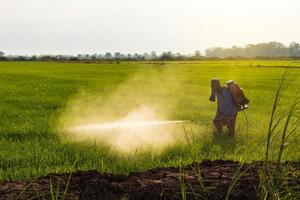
[0, 0, 299, 55]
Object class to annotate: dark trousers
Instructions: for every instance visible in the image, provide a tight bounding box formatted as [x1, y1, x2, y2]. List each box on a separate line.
[213, 114, 237, 134]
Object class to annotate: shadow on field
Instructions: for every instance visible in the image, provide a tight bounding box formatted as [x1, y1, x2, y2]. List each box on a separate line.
[212, 132, 236, 147]
[199, 132, 237, 157]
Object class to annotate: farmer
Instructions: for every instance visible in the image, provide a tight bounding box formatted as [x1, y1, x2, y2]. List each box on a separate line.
[209, 78, 237, 134]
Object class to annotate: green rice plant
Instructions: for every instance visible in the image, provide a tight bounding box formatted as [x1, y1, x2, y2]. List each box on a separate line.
[225, 158, 247, 200]
[17, 180, 34, 199]
[189, 164, 211, 200]
[61, 171, 73, 200]
[50, 157, 77, 200]
[49, 175, 60, 200]
[258, 167, 300, 200]
[265, 70, 297, 165]
[179, 162, 209, 200]
[179, 162, 187, 200]
[179, 159, 249, 200]
[259, 70, 300, 200]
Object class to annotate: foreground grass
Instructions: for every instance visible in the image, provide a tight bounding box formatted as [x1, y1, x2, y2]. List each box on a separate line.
[0, 60, 299, 180]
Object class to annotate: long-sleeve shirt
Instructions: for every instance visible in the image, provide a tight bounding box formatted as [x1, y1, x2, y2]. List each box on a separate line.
[215, 87, 237, 117]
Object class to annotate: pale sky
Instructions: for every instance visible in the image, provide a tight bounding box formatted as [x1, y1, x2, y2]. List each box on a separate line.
[0, 0, 299, 55]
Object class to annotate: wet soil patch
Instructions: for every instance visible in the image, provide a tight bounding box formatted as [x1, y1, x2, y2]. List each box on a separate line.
[0, 160, 299, 200]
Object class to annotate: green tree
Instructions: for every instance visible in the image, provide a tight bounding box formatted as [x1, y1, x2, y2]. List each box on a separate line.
[288, 42, 300, 57]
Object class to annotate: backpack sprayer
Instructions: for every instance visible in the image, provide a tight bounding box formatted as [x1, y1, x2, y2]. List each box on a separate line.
[226, 80, 249, 111]
[226, 80, 250, 133]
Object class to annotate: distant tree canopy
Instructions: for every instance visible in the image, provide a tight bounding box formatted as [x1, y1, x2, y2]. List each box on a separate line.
[0, 51, 6, 61]
[1, 42, 300, 62]
[205, 42, 300, 58]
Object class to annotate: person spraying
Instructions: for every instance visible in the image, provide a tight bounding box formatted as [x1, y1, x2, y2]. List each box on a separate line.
[209, 78, 249, 134]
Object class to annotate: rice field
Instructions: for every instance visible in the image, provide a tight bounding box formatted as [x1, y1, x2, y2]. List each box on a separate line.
[0, 60, 299, 181]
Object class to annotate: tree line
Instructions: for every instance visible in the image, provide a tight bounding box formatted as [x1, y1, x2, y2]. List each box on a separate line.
[0, 51, 205, 61]
[1, 41, 300, 61]
[205, 42, 300, 58]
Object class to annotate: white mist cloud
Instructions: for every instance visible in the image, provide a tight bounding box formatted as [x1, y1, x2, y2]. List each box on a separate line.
[57, 66, 192, 153]
[69, 106, 187, 152]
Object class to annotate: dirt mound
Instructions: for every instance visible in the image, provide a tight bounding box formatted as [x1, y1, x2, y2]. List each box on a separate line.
[0, 160, 299, 200]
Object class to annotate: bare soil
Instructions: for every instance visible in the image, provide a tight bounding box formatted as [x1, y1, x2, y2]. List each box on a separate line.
[0, 160, 299, 200]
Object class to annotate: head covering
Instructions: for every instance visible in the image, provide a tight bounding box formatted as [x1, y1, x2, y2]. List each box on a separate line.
[210, 78, 221, 101]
